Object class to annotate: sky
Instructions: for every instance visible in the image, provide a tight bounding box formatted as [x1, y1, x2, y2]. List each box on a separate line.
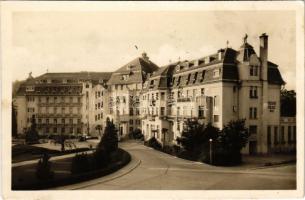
[11, 10, 296, 89]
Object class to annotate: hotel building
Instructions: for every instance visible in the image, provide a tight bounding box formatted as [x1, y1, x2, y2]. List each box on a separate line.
[15, 33, 296, 154]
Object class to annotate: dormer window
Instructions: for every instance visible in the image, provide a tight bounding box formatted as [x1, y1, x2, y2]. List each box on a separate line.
[47, 79, 52, 84]
[127, 65, 134, 70]
[122, 74, 129, 81]
[63, 79, 67, 84]
[26, 86, 35, 92]
[205, 57, 210, 64]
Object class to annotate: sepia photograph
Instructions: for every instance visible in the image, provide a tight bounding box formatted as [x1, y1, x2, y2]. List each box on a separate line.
[1, 1, 304, 199]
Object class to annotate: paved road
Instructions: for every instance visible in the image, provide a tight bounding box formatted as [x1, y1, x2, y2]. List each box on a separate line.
[55, 141, 296, 190]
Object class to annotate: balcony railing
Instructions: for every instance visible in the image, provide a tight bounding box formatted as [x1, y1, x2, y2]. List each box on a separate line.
[38, 102, 82, 107]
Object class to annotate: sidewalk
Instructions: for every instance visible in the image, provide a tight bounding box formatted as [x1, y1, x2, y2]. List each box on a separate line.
[241, 154, 296, 169]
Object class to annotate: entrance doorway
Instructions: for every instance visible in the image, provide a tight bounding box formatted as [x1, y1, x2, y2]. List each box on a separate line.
[249, 141, 257, 155]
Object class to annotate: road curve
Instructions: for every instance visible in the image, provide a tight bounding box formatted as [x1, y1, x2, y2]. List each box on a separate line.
[55, 141, 296, 190]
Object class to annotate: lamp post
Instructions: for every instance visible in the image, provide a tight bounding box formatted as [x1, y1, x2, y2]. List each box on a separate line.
[209, 138, 213, 165]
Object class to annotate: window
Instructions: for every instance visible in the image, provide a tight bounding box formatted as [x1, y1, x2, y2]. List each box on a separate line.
[77, 119, 81, 124]
[250, 66, 258, 76]
[177, 76, 181, 86]
[54, 118, 57, 124]
[62, 118, 65, 124]
[86, 84, 89, 88]
[46, 119, 49, 124]
[293, 126, 296, 143]
[249, 125, 257, 134]
[268, 102, 276, 112]
[274, 126, 278, 145]
[161, 107, 165, 116]
[249, 107, 257, 119]
[201, 88, 205, 95]
[177, 107, 180, 116]
[121, 85, 123, 90]
[129, 127, 133, 133]
[69, 107, 73, 114]
[213, 96, 219, 108]
[95, 115, 97, 121]
[213, 69, 220, 78]
[213, 115, 219, 123]
[70, 127, 73, 133]
[61, 127, 65, 133]
[38, 118, 41, 124]
[281, 126, 285, 144]
[193, 72, 198, 83]
[200, 71, 206, 82]
[98, 103, 101, 109]
[86, 91, 89, 98]
[70, 97, 73, 103]
[249, 86, 258, 98]
[198, 106, 204, 118]
[53, 127, 57, 133]
[186, 74, 191, 84]
[267, 126, 271, 145]
[46, 97, 49, 103]
[62, 107, 65, 114]
[288, 126, 292, 144]
[46, 127, 49, 133]
[129, 108, 134, 116]
[69, 118, 73, 124]
[77, 97, 81, 103]
[129, 120, 133, 125]
[177, 122, 180, 131]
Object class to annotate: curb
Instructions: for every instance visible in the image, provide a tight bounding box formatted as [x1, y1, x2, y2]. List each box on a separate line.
[70, 156, 142, 190]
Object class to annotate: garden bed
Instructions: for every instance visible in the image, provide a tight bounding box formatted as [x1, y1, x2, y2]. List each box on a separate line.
[12, 148, 131, 190]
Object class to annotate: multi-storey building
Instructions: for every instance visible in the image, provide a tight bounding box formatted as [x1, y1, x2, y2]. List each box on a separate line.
[141, 33, 292, 154]
[15, 72, 111, 137]
[14, 33, 296, 154]
[106, 53, 159, 140]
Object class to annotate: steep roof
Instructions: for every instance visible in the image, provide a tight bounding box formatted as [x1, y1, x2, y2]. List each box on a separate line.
[35, 72, 112, 82]
[268, 61, 285, 85]
[107, 57, 159, 85]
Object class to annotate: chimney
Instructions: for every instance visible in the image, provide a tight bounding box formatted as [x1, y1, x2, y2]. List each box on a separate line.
[259, 33, 268, 80]
[142, 52, 149, 61]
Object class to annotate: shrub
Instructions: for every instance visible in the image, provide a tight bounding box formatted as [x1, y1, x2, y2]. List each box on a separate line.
[145, 137, 162, 150]
[131, 129, 144, 140]
[35, 153, 54, 180]
[71, 153, 93, 174]
[93, 148, 110, 169]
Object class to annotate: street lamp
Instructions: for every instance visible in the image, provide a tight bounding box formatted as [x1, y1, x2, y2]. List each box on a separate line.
[209, 138, 213, 165]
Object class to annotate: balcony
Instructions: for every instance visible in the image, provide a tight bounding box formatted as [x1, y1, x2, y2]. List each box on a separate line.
[38, 102, 82, 107]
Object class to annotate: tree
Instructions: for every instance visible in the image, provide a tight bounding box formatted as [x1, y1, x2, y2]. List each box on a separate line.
[216, 119, 249, 165]
[25, 115, 39, 144]
[176, 119, 219, 160]
[12, 102, 18, 138]
[280, 89, 296, 117]
[97, 118, 118, 154]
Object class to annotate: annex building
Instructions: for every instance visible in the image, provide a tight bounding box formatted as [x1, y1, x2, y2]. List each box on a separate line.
[15, 33, 296, 154]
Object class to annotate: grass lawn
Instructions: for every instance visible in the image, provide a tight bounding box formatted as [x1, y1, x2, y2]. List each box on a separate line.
[12, 144, 90, 163]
